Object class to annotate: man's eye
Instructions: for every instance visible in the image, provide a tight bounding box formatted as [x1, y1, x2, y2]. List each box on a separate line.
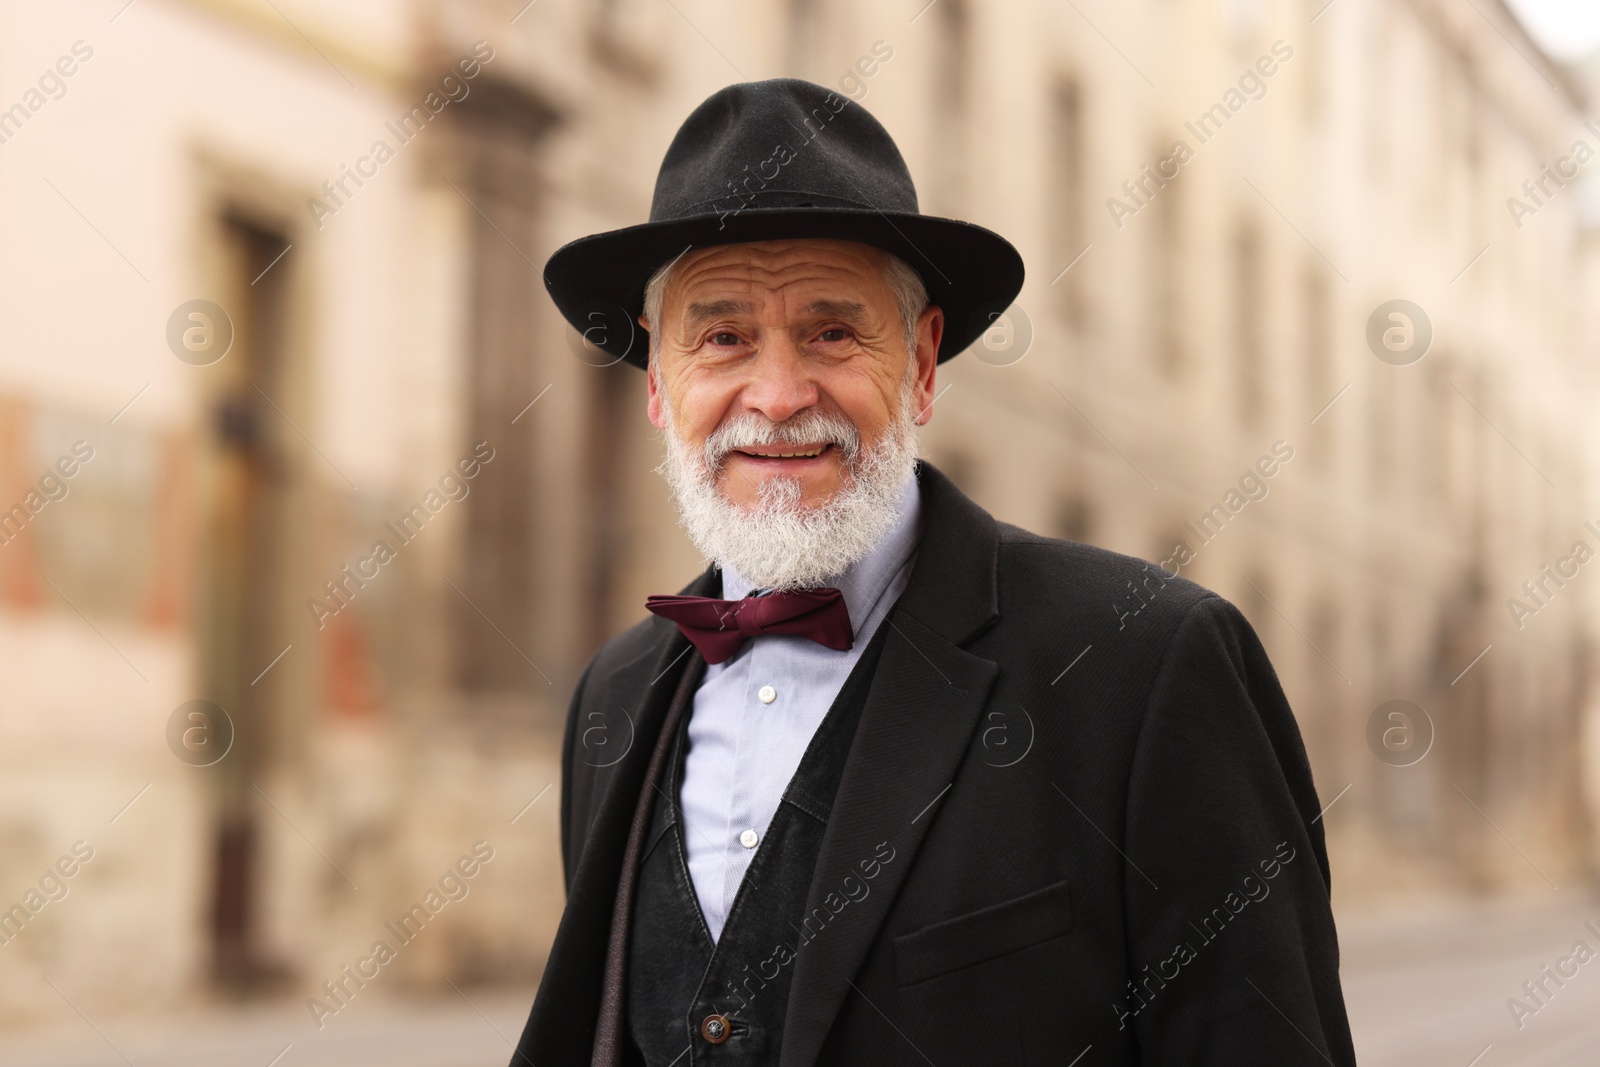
[709, 332, 741, 346]
[818, 328, 850, 343]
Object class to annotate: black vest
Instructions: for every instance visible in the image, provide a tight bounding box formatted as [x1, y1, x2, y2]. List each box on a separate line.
[624, 626, 889, 1065]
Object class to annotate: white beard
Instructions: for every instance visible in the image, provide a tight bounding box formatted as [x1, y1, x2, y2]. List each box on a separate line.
[657, 374, 920, 592]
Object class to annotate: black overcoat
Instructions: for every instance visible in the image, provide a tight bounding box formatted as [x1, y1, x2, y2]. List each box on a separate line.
[513, 460, 1356, 1066]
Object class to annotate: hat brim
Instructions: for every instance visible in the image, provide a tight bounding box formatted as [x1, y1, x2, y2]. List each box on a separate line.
[542, 206, 1025, 369]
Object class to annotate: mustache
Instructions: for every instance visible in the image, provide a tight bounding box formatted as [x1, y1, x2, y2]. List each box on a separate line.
[703, 410, 861, 470]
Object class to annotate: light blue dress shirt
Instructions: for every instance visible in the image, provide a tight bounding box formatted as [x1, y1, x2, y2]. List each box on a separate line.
[679, 471, 923, 943]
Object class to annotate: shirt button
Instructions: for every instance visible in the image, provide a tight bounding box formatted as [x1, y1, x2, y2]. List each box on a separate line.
[758, 685, 777, 704]
[739, 828, 759, 849]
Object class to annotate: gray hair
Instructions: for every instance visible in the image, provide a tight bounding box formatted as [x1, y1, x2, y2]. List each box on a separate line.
[642, 247, 929, 374]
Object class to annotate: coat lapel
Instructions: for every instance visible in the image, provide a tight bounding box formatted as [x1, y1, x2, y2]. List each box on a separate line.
[515, 566, 718, 1065]
[779, 462, 1001, 1067]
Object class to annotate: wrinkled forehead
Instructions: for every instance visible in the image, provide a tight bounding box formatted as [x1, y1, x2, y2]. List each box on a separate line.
[664, 238, 896, 315]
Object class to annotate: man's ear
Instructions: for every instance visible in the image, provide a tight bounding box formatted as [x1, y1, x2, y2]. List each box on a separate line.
[647, 360, 666, 429]
[912, 304, 943, 425]
[642, 315, 667, 429]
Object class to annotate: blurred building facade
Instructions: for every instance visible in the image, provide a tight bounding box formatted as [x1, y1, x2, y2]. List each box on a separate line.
[0, 0, 1594, 1026]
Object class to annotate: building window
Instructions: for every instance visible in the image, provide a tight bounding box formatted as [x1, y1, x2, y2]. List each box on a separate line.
[1150, 151, 1183, 377]
[1420, 356, 1449, 504]
[453, 82, 558, 694]
[1048, 78, 1087, 330]
[1303, 260, 1332, 467]
[927, 0, 970, 211]
[1234, 219, 1264, 425]
[1368, 365, 1394, 495]
[1306, 595, 1341, 779]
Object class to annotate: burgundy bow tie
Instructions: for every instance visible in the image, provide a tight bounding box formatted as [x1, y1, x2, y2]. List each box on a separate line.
[645, 587, 854, 664]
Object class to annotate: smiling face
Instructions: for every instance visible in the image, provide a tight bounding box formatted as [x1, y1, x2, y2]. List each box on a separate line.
[644, 238, 942, 511]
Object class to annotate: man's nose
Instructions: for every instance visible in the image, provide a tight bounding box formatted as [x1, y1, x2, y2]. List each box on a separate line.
[740, 336, 818, 423]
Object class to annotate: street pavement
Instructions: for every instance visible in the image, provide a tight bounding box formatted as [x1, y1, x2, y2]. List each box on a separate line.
[1342, 891, 1600, 1067]
[0, 985, 539, 1067]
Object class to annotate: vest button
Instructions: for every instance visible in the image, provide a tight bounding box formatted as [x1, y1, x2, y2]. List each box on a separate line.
[701, 1013, 732, 1044]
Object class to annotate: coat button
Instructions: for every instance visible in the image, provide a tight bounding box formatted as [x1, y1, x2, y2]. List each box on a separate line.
[701, 1013, 731, 1044]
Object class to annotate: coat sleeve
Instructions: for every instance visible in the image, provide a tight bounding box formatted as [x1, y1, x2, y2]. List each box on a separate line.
[1122, 595, 1356, 1065]
[559, 656, 598, 894]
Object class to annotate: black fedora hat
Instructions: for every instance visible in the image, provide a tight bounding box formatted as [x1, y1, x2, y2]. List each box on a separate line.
[543, 77, 1025, 369]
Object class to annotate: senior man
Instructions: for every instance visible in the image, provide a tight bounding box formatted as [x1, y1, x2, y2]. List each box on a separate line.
[513, 79, 1354, 1066]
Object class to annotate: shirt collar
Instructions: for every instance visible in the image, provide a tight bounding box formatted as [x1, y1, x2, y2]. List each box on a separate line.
[718, 470, 922, 637]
